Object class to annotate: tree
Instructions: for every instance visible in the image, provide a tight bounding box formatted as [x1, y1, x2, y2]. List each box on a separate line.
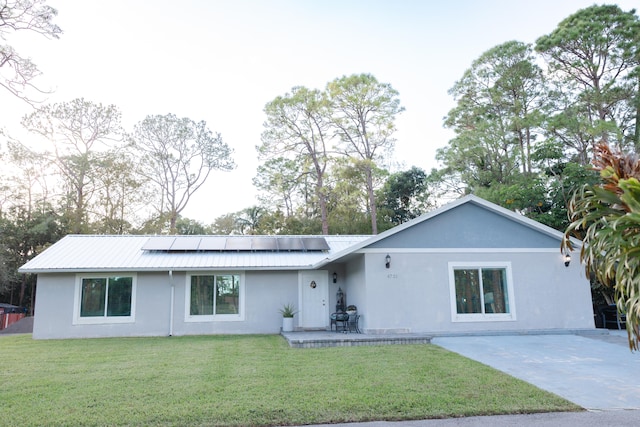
[91, 150, 142, 234]
[22, 98, 124, 233]
[4, 138, 53, 216]
[0, 0, 62, 105]
[424, 167, 467, 203]
[132, 114, 234, 234]
[235, 206, 264, 235]
[175, 217, 210, 235]
[530, 140, 600, 230]
[210, 213, 237, 235]
[327, 73, 404, 234]
[259, 86, 332, 234]
[378, 166, 429, 225]
[439, 41, 546, 195]
[0, 203, 63, 312]
[562, 143, 640, 350]
[481, 41, 546, 175]
[536, 4, 640, 152]
[474, 173, 549, 219]
[253, 157, 304, 219]
[543, 87, 598, 166]
[326, 157, 385, 234]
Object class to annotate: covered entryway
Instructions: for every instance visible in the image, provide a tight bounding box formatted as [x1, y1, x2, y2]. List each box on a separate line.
[299, 271, 329, 329]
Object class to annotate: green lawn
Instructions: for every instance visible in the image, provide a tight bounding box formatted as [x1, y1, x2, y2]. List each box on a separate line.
[0, 334, 580, 426]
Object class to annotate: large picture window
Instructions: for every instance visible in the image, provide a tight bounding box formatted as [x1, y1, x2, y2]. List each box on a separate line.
[187, 273, 243, 321]
[74, 274, 136, 324]
[448, 263, 515, 322]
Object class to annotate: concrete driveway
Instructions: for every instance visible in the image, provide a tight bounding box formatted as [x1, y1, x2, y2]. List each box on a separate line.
[432, 332, 640, 410]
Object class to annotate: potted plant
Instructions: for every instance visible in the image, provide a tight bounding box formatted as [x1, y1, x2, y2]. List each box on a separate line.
[279, 303, 298, 332]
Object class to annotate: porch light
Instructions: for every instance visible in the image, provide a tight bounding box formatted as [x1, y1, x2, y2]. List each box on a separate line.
[333, 272, 337, 283]
[385, 254, 391, 269]
[564, 253, 571, 267]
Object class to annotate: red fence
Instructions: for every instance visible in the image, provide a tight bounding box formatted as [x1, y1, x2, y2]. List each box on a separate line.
[0, 312, 25, 330]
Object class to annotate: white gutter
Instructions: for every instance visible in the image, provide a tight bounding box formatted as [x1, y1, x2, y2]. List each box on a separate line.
[169, 270, 174, 337]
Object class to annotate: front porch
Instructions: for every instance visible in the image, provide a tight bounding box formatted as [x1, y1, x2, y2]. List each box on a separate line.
[281, 330, 433, 348]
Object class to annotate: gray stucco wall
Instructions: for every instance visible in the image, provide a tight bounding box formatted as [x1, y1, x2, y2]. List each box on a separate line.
[368, 203, 560, 249]
[338, 258, 367, 328]
[171, 270, 299, 336]
[32, 270, 300, 339]
[358, 250, 594, 334]
[33, 273, 78, 339]
[32, 272, 172, 339]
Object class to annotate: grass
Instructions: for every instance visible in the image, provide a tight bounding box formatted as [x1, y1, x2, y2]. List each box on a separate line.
[0, 334, 580, 426]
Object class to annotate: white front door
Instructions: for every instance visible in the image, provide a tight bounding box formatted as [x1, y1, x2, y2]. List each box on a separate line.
[299, 271, 329, 329]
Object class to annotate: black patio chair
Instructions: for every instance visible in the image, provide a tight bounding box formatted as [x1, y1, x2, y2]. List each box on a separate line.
[600, 305, 626, 330]
[330, 312, 349, 332]
[347, 314, 361, 333]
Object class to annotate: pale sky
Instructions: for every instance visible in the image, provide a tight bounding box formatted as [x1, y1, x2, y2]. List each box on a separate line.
[2, 0, 638, 223]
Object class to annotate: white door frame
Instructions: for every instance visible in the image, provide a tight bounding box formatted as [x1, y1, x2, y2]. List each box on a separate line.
[298, 270, 329, 329]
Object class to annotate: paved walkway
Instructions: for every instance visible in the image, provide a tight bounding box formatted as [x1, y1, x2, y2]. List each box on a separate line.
[311, 409, 640, 426]
[311, 331, 640, 427]
[432, 332, 640, 411]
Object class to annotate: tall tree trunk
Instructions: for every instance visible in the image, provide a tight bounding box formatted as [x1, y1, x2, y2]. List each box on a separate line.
[170, 210, 178, 234]
[635, 73, 640, 152]
[525, 127, 532, 174]
[517, 129, 527, 175]
[313, 160, 329, 235]
[317, 187, 329, 235]
[75, 187, 84, 234]
[18, 275, 27, 307]
[30, 281, 36, 316]
[365, 168, 378, 235]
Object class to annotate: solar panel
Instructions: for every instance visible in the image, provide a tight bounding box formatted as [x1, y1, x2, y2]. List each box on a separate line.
[252, 237, 278, 251]
[225, 237, 253, 250]
[171, 237, 201, 250]
[141, 235, 330, 252]
[277, 237, 305, 251]
[198, 236, 227, 250]
[141, 236, 176, 250]
[302, 237, 330, 251]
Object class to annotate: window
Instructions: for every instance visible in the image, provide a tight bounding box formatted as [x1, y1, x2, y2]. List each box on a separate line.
[74, 274, 136, 324]
[186, 273, 243, 321]
[448, 263, 515, 322]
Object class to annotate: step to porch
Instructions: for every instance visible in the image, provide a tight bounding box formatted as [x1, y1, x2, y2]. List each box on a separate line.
[281, 331, 432, 348]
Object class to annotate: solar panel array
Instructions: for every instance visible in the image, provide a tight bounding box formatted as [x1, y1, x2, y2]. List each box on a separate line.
[141, 236, 330, 252]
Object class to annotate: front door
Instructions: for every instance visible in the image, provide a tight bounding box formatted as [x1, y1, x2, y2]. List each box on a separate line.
[299, 271, 329, 329]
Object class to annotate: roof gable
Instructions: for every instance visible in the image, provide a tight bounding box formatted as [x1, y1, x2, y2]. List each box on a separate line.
[367, 201, 560, 249]
[319, 195, 575, 265]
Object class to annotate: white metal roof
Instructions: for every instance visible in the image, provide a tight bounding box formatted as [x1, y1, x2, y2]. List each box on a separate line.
[18, 196, 581, 274]
[18, 234, 371, 273]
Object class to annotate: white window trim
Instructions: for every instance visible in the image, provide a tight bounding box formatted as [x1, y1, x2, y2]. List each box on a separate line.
[73, 273, 137, 325]
[184, 272, 245, 322]
[448, 262, 516, 322]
